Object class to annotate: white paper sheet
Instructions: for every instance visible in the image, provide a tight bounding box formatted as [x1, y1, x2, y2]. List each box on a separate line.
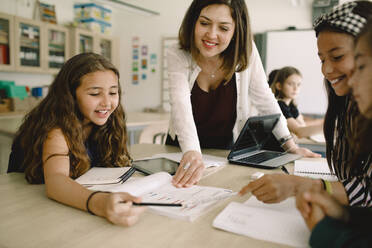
[213, 197, 310, 247]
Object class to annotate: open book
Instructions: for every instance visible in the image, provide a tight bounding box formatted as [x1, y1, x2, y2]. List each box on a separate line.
[76, 168, 235, 221]
[213, 197, 310, 247]
[294, 159, 338, 181]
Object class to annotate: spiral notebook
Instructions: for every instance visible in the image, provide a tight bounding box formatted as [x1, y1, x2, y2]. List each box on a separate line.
[294, 159, 338, 181]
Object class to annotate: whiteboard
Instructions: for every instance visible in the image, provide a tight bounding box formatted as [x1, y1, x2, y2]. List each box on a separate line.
[265, 30, 327, 115]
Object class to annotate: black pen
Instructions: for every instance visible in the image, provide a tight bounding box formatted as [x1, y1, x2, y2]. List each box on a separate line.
[281, 166, 289, 174]
[133, 202, 182, 207]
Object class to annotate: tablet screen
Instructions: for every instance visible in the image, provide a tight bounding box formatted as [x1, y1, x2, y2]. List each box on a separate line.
[132, 158, 179, 175]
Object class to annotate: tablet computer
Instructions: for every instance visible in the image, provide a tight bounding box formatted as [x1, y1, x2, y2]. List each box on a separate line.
[132, 158, 179, 175]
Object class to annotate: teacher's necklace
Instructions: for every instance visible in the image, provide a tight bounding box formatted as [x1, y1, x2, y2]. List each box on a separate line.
[203, 66, 219, 78]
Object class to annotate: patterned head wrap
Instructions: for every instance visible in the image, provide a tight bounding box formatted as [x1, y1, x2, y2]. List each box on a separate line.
[313, 1, 367, 37]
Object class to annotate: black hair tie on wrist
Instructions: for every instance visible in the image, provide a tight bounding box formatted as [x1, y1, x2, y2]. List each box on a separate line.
[86, 191, 105, 215]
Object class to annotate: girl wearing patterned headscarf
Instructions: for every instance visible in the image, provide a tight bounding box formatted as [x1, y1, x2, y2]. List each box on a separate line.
[239, 1, 372, 208]
[313, 0, 372, 207]
[295, 16, 372, 248]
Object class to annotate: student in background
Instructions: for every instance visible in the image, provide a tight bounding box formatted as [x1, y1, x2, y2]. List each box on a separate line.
[7, 53, 146, 226]
[296, 19, 372, 247]
[267, 69, 279, 87]
[166, 0, 319, 188]
[239, 1, 372, 207]
[270, 66, 324, 138]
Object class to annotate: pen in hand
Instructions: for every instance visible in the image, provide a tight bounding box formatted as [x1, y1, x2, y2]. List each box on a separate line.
[120, 201, 182, 207]
[133, 202, 182, 207]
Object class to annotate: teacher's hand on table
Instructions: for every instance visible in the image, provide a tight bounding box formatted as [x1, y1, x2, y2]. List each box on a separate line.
[172, 150, 205, 188]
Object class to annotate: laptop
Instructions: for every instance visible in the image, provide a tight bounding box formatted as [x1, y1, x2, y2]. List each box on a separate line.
[228, 114, 302, 169]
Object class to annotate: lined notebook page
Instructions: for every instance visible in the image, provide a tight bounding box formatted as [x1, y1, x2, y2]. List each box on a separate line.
[294, 160, 338, 181]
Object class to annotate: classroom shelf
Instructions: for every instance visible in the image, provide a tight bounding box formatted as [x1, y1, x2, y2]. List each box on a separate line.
[0, 13, 15, 71]
[70, 27, 119, 67]
[0, 12, 119, 74]
[45, 23, 69, 73]
[14, 17, 45, 72]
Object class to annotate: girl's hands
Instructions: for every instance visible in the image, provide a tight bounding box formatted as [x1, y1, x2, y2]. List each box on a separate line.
[239, 174, 321, 204]
[96, 192, 146, 227]
[296, 190, 348, 230]
[239, 174, 297, 203]
[172, 150, 205, 188]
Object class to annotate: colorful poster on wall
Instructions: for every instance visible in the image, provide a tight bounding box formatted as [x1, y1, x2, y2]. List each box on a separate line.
[141, 45, 148, 56]
[141, 59, 147, 69]
[132, 36, 140, 85]
[131, 37, 158, 84]
[132, 74, 139, 85]
[150, 53, 157, 73]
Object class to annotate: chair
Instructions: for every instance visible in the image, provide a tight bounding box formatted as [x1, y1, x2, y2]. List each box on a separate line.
[138, 122, 169, 145]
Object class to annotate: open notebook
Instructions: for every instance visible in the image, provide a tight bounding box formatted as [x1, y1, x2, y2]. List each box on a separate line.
[76, 168, 235, 221]
[294, 159, 338, 181]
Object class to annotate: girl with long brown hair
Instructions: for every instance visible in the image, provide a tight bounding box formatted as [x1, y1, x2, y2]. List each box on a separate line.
[8, 53, 146, 226]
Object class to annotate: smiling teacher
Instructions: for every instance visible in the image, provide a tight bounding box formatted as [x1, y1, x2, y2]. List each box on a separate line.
[165, 0, 320, 188]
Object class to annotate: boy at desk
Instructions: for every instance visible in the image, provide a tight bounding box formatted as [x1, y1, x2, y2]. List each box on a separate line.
[7, 53, 146, 226]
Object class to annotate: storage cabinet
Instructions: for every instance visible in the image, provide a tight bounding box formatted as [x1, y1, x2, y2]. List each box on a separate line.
[45, 23, 70, 74]
[0, 12, 119, 74]
[0, 13, 15, 71]
[14, 17, 45, 72]
[70, 27, 119, 67]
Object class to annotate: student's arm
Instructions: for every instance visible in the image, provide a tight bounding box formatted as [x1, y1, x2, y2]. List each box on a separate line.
[341, 166, 372, 207]
[287, 116, 324, 138]
[239, 174, 348, 204]
[42, 129, 146, 226]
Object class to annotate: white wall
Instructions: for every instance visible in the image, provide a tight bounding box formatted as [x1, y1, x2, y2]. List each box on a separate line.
[0, 0, 325, 112]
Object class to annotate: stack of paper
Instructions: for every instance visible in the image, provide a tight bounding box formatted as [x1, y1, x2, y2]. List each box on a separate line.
[213, 197, 310, 247]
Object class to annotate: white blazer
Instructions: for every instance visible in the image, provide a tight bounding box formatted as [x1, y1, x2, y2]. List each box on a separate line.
[166, 42, 290, 153]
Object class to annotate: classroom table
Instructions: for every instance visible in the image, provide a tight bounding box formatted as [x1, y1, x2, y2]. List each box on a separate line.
[0, 144, 298, 248]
